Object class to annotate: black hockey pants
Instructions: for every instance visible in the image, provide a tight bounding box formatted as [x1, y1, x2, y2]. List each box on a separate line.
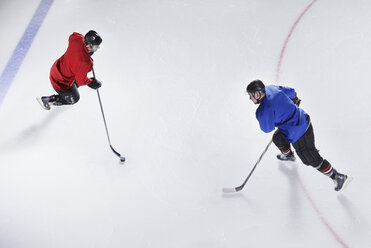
[273, 117, 324, 168]
[52, 82, 80, 105]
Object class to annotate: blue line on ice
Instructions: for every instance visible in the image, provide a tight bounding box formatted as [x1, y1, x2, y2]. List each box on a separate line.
[0, 0, 54, 106]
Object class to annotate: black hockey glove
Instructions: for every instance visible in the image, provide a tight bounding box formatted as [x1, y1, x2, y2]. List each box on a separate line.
[291, 96, 301, 106]
[88, 78, 102, 89]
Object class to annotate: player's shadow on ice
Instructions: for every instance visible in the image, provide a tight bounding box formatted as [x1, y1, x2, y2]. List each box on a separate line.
[337, 194, 369, 233]
[222, 191, 250, 201]
[0, 107, 66, 155]
[278, 161, 303, 231]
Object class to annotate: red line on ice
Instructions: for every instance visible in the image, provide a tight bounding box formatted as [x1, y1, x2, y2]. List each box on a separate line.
[275, 1, 349, 247]
[295, 170, 349, 248]
[275, 0, 317, 82]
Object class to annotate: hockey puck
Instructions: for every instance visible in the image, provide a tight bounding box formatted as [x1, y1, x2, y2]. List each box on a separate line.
[120, 157, 126, 162]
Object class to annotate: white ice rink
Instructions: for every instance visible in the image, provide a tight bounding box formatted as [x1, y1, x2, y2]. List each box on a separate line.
[0, 0, 371, 247]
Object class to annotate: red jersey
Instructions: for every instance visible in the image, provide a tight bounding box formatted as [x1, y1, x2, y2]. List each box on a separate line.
[50, 32, 93, 91]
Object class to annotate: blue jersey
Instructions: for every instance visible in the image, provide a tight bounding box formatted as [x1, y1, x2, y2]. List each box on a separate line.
[256, 85, 308, 143]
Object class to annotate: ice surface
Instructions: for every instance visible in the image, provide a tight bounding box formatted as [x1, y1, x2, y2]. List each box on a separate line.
[0, 0, 370, 247]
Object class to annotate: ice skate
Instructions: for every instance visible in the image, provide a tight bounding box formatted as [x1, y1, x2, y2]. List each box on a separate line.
[276, 151, 296, 161]
[36, 96, 51, 110]
[333, 173, 351, 191]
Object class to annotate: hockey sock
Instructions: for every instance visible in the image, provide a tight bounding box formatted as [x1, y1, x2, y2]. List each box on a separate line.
[280, 148, 292, 155]
[315, 159, 335, 179]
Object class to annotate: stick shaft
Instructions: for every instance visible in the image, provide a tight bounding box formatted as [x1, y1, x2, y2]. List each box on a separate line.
[92, 68, 124, 160]
[223, 138, 273, 193]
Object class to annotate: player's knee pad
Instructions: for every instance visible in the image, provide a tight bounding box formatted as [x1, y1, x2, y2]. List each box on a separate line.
[296, 148, 323, 167]
[63, 94, 80, 104]
[273, 130, 290, 151]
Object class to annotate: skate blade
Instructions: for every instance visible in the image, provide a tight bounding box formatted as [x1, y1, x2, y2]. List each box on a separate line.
[36, 97, 50, 110]
[338, 176, 353, 192]
[277, 156, 296, 162]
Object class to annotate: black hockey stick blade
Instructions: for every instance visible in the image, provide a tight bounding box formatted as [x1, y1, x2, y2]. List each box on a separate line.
[110, 145, 126, 162]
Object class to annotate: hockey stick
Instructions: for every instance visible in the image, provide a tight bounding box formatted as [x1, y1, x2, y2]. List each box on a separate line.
[92, 68, 126, 162]
[222, 138, 273, 193]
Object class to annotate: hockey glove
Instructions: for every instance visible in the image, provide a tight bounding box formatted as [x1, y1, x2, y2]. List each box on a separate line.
[88, 78, 102, 89]
[291, 96, 301, 106]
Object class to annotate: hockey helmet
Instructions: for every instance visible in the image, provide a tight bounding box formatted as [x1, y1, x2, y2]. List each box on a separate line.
[246, 80, 265, 94]
[84, 30, 102, 46]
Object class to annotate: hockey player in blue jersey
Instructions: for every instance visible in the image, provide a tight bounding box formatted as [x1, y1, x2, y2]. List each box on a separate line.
[246, 79, 349, 191]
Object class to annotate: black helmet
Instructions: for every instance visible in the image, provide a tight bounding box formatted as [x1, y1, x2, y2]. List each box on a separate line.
[84, 30, 102, 46]
[246, 80, 265, 94]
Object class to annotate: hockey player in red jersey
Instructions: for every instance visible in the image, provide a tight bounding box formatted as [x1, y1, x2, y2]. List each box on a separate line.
[37, 30, 102, 110]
